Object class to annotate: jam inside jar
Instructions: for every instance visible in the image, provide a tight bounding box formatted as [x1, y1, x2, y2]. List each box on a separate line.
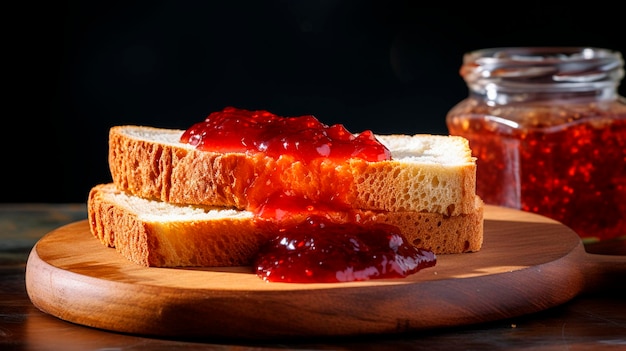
[447, 47, 626, 243]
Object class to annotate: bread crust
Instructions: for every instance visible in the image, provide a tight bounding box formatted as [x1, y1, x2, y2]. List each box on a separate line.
[109, 126, 477, 216]
[88, 184, 483, 267]
[88, 184, 269, 267]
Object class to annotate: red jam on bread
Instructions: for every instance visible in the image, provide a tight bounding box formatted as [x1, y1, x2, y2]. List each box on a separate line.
[180, 106, 392, 162]
[181, 107, 436, 283]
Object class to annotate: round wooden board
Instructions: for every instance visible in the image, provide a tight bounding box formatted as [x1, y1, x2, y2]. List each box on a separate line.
[25, 205, 625, 340]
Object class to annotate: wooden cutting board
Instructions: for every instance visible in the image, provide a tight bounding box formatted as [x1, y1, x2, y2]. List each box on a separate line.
[25, 205, 625, 340]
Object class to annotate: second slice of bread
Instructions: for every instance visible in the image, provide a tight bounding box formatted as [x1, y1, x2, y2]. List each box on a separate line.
[88, 183, 484, 267]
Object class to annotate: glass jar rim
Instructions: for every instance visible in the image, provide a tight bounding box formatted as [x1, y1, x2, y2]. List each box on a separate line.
[464, 47, 622, 65]
[461, 47, 624, 94]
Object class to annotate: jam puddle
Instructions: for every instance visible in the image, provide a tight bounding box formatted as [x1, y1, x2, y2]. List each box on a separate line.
[254, 216, 437, 283]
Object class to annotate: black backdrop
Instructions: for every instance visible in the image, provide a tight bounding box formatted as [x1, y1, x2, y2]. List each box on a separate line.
[7, 1, 626, 203]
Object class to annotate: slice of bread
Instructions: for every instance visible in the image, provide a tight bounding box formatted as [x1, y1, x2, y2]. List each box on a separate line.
[88, 183, 484, 267]
[108, 126, 477, 216]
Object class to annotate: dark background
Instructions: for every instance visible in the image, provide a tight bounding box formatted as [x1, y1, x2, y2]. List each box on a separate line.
[7, 1, 626, 203]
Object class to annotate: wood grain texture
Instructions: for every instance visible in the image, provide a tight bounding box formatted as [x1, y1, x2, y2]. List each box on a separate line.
[24, 205, 626, 340]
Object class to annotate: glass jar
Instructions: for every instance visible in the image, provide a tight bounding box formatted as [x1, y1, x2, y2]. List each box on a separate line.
[446, 47, 626, 243]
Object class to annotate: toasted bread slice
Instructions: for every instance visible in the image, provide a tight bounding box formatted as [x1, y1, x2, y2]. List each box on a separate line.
[88, 183, 484, 267]
[108, 126, 477, 216]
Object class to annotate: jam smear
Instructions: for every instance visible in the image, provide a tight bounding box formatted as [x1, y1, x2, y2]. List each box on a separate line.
[180, 106, 392, 163]
[254, 216, 437, 283]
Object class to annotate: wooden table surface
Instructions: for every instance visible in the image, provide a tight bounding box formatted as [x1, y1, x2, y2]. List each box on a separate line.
[1, 203, 625, 350]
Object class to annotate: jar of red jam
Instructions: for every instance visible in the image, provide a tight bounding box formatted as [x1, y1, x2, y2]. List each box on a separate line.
[446, 47, 626, 244]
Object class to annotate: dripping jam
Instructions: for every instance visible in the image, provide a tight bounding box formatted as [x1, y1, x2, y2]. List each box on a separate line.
[181, 106, 393, 218]
[181, 107, 436, 283]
